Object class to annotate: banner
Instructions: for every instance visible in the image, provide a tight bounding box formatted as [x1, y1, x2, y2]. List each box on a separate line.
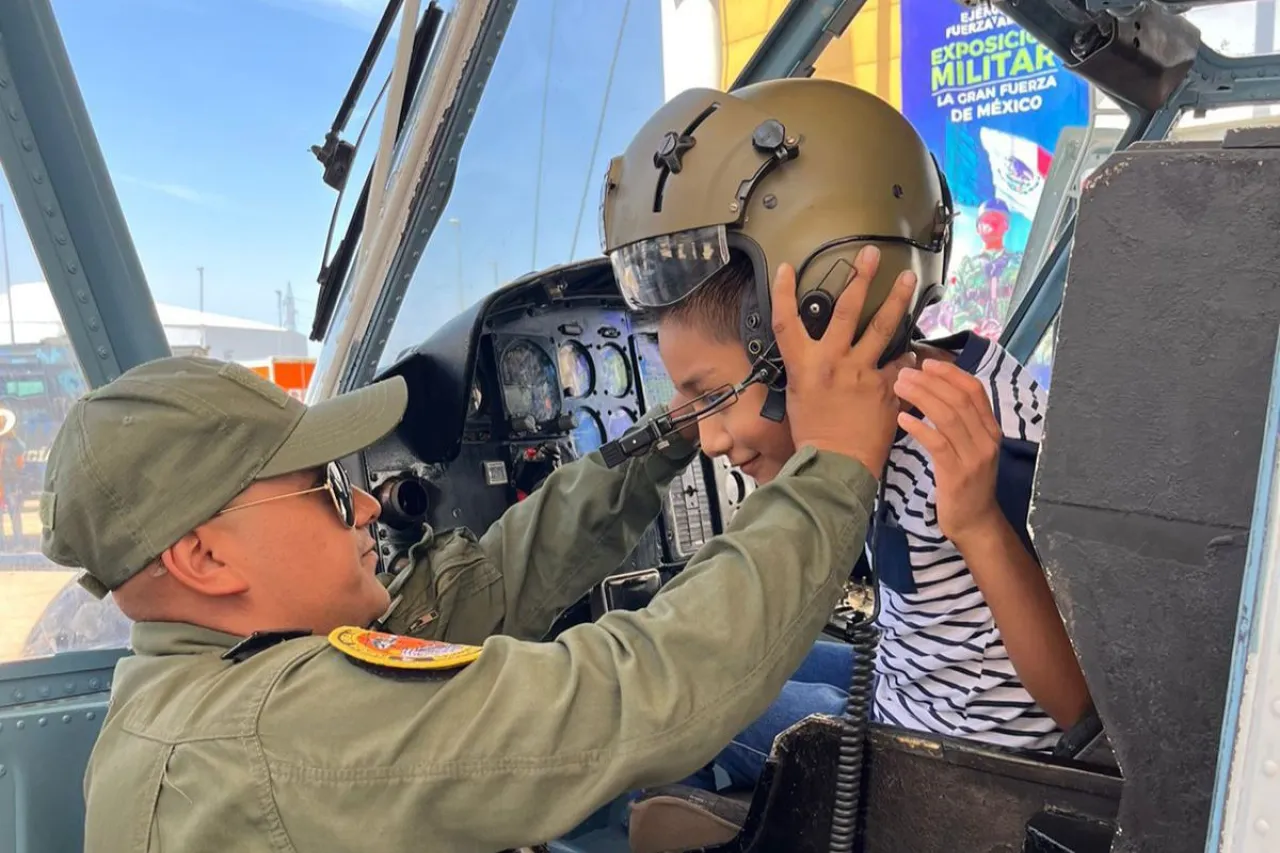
[901, 0, 1089, 356]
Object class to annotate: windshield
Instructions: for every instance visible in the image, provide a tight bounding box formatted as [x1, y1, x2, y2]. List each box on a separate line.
[372, 0, 1127, 375]
[374, 0, 664, 368]
[1184, 0, 1278, 55]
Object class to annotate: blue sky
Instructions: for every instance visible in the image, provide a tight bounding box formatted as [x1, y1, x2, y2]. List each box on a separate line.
[0, 0, 666, 363]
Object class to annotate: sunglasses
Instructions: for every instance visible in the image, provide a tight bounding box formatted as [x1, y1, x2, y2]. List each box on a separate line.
[216, 460, 357, 528]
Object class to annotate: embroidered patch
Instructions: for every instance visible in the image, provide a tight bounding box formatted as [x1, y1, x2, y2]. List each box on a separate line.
[327, 626, 481, 672]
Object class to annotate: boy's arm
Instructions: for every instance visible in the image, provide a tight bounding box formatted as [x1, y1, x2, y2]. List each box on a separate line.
[894, 360, 1092, 730]
[949, 503, 1092, 729]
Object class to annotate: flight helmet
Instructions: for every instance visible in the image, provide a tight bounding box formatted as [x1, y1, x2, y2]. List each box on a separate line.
[599, 77, 953, 420]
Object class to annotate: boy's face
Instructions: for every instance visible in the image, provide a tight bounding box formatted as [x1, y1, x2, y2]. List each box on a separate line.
[658, 318, 797, 485]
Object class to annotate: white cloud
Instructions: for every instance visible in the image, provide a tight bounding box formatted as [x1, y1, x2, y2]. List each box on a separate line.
[116, 173, 228, 208]
[255, 0, 387, 27]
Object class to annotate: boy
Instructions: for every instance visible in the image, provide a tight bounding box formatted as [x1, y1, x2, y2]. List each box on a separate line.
[596, 75, 1092, 794]
[655, 251, 1090, 789]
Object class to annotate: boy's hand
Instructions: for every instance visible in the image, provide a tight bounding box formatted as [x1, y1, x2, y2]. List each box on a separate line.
[893, 359, 1004, 545]
[772, 245, 915, 478]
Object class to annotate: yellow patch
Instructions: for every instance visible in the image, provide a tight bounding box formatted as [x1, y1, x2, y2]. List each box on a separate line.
[327, 626, 481, 671]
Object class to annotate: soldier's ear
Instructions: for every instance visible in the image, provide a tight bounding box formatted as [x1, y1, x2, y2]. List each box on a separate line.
[159, 531, 249, 597]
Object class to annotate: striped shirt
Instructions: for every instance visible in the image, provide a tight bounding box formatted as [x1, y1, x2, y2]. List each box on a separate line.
[870, 331, 1060, 751]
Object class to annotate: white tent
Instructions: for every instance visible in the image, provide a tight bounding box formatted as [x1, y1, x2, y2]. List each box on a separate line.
[0, 281, 309, 361]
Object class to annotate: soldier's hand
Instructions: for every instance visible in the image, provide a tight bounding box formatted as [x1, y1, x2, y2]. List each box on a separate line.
[771, 245, 916, 478]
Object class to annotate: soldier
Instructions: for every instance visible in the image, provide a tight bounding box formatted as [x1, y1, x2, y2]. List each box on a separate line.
[43, 241, 915, 850]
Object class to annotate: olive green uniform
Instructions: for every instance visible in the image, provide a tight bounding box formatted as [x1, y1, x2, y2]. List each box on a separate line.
[41, 357, 876, 853]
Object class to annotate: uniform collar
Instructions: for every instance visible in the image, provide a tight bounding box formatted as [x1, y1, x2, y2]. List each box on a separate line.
[130, 621, 243, 656]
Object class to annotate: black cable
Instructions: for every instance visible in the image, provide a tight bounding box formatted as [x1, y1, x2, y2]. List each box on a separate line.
[829, 472, 887, 853]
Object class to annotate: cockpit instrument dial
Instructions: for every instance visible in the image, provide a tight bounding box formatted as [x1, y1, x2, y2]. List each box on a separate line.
[598, 343, 631, 397]
[571, 408, 606, 455]
[499, 339, 561, 423]
[605, 407, 638, 440]
[558, 341, 594, 398]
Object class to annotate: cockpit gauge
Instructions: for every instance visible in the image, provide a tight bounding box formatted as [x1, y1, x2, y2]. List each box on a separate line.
[571, 407, 606, 455]
[598, 343, 632, 397]
[558, 341, 595, 398]
[605, 407, 638, 440]
[498, 339, 561, 423]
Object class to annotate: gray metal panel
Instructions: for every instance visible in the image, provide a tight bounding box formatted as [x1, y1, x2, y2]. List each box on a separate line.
[0, 0, 168, 387]
[0, 650, 125, 853]
[1029, 139, 1280, 852]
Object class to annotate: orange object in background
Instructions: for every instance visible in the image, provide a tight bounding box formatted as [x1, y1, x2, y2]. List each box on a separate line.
[244, 357, 315, 400]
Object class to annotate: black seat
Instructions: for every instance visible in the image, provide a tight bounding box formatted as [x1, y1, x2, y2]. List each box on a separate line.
[626, 710, 1118, 853]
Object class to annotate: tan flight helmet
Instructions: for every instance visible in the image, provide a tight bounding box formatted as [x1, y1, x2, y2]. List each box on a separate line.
[600, 77, 953, 419]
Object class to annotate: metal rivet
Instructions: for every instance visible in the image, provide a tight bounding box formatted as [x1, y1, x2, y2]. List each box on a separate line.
[85, 711, 96, 721]
[32, 172, 43, 184]
[0, 766, 6, 777]
[55, 232, 66, 245]
[64, 682, 74, 692]
[748, 340, 763, 355]
[39, 686, 49, 697]
[808, 302, 822, 315]
[96, 346, 109, 359]
[13, 690, 23, 701]
[88, 318, 100, 331]
[1257, 819, 1270, 836]
[62, 715, 71, 724]
[728, 202, 739, 212]
[1264, 760, 1278, 777]
[77, 290, 89, 303]
[452, 508, 462, 518]
[763, 194, 777, 209]
[0, 76, 9, 87]
[7, 107, 18, 120]
[20, 138, 32, 152]
[15, 720, 24, 730]
[746, 313, 761, 330]
[66, 262, 78, 274]
[38, 717, 47, 727]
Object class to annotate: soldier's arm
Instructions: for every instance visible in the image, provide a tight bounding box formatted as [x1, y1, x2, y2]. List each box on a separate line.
[260, 446, 875, 853]
[473, 407, 699, 639]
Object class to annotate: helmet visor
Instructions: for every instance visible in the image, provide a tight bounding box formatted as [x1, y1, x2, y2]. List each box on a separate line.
[609, 225, 730, 311]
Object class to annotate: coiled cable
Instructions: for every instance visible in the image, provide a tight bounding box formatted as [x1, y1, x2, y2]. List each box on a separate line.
[829, 470, 888, 853]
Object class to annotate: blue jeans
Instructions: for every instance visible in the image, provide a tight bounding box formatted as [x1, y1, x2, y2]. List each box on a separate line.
[682, 639, 856, 791]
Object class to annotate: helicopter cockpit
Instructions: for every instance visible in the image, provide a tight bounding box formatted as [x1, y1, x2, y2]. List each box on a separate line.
[1, 0, 1279, 851]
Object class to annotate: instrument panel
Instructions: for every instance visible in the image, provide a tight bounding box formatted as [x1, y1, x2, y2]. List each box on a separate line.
[362, 260, 757, 631]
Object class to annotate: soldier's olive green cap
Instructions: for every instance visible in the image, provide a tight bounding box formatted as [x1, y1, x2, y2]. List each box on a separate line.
[39, 356, 407, 598]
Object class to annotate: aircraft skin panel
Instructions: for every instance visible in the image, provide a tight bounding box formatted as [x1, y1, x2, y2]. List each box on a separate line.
[0, 649, 125, 853]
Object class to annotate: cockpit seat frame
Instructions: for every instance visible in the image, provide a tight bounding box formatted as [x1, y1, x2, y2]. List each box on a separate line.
[626, 714, 1121, 853]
